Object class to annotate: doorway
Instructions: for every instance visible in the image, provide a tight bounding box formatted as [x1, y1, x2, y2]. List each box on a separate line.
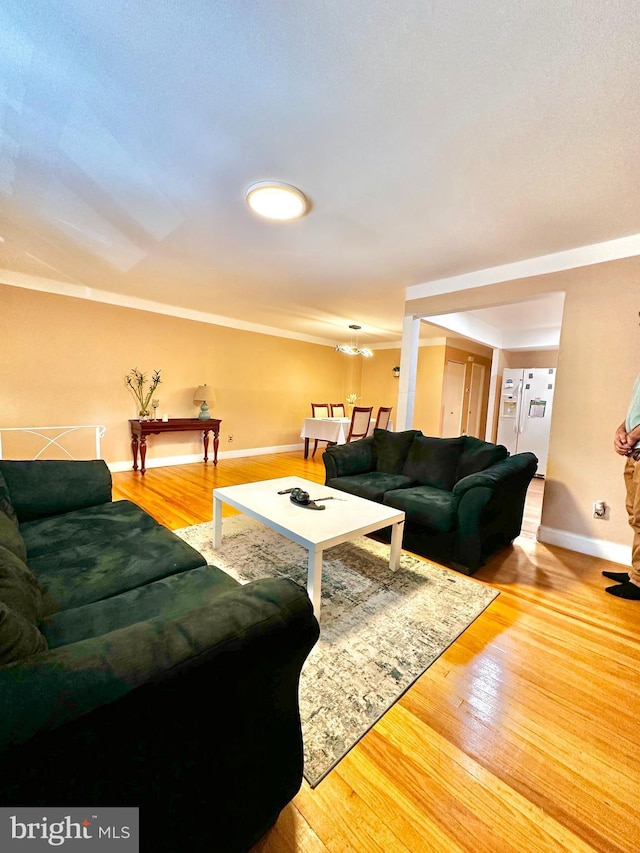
[466, 362, 486, 438]
[441, 360, 465, 436]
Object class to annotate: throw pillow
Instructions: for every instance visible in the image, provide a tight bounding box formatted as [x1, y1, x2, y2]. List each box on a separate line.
[0, 601, 47, 665]
[374, 429, 421, 474]
[403, 435, 465, 491]
[457, 437, 509, 482]
[0, 510, 27, 562]
[0, 544, 43, 625]
[0, 471, 18, 527]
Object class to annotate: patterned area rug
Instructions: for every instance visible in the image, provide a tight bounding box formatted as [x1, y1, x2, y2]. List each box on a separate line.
[175, 517, 499, 787]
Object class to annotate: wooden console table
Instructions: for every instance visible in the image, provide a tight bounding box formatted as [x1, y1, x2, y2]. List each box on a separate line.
[129, 418, 221, 474]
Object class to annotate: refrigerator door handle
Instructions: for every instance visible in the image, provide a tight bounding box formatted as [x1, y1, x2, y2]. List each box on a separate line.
[517, 379, 526, 434]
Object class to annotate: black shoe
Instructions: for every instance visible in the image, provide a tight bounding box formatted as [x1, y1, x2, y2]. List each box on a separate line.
[605, 581, 640, 600]
[602, 570, 630, 583]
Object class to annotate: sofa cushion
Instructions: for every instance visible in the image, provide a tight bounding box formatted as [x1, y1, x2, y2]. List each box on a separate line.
[0, 460, 112, 523]
[327, 472, 415, 503]
[457, 437, 509, 482]
[403, 435, 465, 491]
[41, 564, 240, 649]
[0, 544, 43, 625]
[383, 486, 457, 532]
[0, 471, 18, 527]
[373, 429, 421, 474]
[0, 509, 27, 562]
[20, 500, 207, 616]
[0, 601, 47, 665]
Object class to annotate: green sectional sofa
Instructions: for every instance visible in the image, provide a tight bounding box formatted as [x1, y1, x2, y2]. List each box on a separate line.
[323, 429, 538, 574]
[0, 460, 319, 853]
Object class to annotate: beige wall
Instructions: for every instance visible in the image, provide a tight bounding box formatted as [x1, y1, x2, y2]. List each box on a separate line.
[360, 348, 402, 422]
[504, 350, 559, 369]
[414, 344, 447, 436]
[405, 255, 640, 556]
[0, 285, 378, 466]
[0, 285, 499, 470]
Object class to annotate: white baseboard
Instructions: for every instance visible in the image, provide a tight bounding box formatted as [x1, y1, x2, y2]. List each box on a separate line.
[537, 525, 632, 567]
[107, 444, 305, 473]
[219, 443, 303, 459]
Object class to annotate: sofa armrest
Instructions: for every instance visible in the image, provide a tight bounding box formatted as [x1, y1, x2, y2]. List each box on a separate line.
[323, 437, 375, 481]
[0, 576, 318, 751]
[453, 452, 538, 570]
[0, 577, 319, 852]
[0, 460, 113, 522]
[452, 452, 538, 499]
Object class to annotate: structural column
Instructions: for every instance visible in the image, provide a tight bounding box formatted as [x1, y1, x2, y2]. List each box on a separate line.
[395, 314, 421, 431]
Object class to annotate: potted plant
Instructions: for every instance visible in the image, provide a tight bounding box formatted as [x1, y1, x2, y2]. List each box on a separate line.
[125, 368, 162, 419]
[345, 392, 360, 415]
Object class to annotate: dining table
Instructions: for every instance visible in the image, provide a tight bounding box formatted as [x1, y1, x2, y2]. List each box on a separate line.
[300, 416, 392, 459]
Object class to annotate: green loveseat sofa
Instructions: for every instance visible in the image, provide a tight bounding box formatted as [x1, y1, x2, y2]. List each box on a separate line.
[323, 429, 538, 574]
[0, 460, 319, 853]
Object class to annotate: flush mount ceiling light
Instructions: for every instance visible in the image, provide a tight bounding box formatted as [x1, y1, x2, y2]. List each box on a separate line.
[335, 324, 373, 358]
[245, 181, 309, 221]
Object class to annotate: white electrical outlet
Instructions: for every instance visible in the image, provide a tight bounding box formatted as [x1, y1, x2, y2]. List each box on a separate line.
[593, 501, 606, 519]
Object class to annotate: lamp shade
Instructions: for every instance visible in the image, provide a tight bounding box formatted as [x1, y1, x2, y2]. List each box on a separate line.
[194, 385, 214, 403]
[194, 384, 215, 421]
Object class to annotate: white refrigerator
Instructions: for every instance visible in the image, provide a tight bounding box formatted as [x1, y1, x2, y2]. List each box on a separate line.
[496, 368, 556, 476]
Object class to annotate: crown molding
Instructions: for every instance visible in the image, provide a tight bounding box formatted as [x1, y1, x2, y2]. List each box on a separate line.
[406, 233, 640, 300]
[0, 268, 334, 347]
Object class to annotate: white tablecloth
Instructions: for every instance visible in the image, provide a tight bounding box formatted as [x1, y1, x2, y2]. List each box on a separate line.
[300, 416, 392, 445]
[300, 417, 352, 444]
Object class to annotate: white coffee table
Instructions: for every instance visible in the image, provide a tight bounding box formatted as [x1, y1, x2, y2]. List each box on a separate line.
[212, 476, 405, 621]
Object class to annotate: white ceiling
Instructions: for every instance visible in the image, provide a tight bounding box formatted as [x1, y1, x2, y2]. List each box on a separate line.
[422, 291, 566, 351]
[1, 1, 639, 349]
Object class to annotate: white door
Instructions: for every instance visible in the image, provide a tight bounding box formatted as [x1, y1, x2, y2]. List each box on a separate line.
[441, 360, 466, 436]
[467, 362, 486, 438]
[519, 368, 555, 476]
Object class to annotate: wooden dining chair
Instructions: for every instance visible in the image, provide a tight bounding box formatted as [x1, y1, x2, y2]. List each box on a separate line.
[374, 406, 393, 430]
[346, 406, 374, 442]
[311, 403, 330, 418]
[330, 403, 346, 417]
[310, 403, 331, 457]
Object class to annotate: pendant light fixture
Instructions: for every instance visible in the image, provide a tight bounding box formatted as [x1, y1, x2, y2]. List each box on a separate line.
[335, 324, 373, 358]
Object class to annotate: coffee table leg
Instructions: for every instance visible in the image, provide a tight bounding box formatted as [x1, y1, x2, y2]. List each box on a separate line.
[307, 547, 323, 622]
[389, 520, 405, 572]
[213, 496, 223, 548]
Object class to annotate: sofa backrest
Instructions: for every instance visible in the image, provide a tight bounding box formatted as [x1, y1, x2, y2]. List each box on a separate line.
[398, 433, 510, 491]
[0, 496, 47, 666]
[402, 435, 465, 490]
[456, 436, 509, 482]
[0, 460, 112, 523]
[373, 429, 422, 474]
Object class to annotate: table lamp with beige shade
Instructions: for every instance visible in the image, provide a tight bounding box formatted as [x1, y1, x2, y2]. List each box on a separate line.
[194, 384, 215, 420]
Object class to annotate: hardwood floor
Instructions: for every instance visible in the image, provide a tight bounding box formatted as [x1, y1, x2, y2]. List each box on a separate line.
[112, 457, 640, 853]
